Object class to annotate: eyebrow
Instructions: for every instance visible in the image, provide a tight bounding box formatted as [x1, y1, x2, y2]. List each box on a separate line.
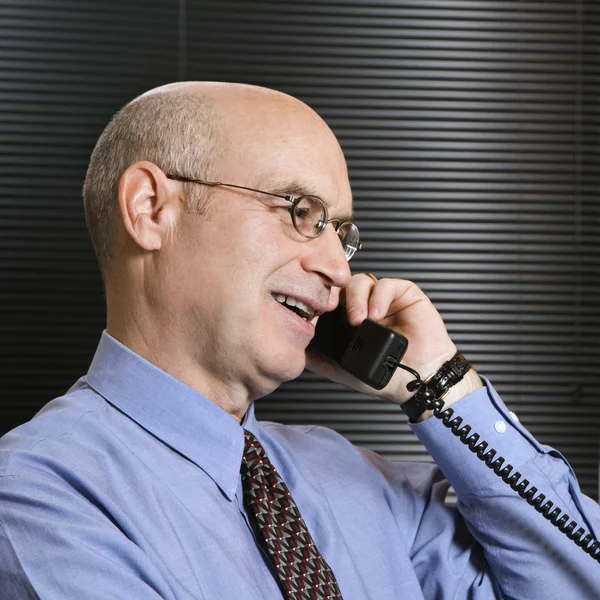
[270, 180, 355, 223]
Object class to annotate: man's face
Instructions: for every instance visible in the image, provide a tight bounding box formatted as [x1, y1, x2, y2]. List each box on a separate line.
[163, 95, 353, 399]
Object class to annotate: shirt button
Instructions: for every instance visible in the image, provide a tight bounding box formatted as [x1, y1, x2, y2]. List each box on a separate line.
[494, 420, 507, 434]
[509, 410, 519, 423]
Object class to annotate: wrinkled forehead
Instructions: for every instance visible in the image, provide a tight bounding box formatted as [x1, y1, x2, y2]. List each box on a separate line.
[214, 92, 353, 214]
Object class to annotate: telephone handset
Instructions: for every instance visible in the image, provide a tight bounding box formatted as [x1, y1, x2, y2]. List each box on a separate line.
[308, 306, 600, 564]
[307, 303, 408, 389]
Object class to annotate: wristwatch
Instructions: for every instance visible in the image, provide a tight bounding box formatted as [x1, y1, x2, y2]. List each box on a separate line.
[400, 353, 471, 423]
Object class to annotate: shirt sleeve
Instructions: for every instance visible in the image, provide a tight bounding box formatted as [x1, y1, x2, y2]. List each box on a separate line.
[409, 377, 600, 599]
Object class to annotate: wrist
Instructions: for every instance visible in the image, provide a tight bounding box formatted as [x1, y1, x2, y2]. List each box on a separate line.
[399, 353, 483, 423]
[384, 344, 458, 404]
[413, 369, 484, 422]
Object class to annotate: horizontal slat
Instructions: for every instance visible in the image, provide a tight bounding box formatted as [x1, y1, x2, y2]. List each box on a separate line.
[1, 0, 598, 502]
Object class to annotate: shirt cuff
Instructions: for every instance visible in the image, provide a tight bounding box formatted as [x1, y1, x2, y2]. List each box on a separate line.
[409, 377, 546, 497]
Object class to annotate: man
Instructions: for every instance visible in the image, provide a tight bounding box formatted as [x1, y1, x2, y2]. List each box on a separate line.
[0, 82, 598, 599]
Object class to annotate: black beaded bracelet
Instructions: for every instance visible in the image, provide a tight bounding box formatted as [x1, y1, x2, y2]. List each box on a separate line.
[400, 353, 471, 423]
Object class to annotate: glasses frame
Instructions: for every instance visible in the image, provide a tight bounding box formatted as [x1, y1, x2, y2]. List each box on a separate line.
[166, 174, 361, 259]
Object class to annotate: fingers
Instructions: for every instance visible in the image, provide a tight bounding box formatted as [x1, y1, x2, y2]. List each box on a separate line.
[345, 274, 418, 326]
[367, 278, 402, 321]
[343, 273, 372, 325]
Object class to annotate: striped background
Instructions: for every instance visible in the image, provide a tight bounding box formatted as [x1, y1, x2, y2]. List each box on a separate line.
[1, 0, 598, 497]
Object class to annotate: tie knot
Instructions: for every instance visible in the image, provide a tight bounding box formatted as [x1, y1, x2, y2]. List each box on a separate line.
[243, 428, 258, 446]
[242, 429, 267, 471]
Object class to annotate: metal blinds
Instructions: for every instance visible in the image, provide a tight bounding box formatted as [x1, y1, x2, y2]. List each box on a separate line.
[188, 0, 600, 497]
[0, 0, 180, 426]
[1, 1, 599, 498]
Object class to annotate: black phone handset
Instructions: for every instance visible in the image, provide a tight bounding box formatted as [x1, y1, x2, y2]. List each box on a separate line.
[308, 305, 600, 564]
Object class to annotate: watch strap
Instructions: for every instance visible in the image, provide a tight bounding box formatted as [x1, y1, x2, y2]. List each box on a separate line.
[401, 353, 471, 423]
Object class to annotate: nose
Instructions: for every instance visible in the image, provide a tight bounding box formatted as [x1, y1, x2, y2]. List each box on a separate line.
[301, 224, 352, 290]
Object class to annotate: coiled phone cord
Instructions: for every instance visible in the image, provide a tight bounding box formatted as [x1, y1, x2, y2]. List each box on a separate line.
[397, 364, 600, 565]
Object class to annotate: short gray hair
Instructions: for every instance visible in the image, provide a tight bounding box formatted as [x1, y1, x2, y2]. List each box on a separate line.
[83, 90, 218, 278]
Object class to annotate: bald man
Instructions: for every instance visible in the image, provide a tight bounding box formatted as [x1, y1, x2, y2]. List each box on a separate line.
[1, 83, 599, 599]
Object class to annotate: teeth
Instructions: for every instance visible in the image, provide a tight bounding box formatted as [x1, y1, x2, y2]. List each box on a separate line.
[274, 294, 315, 320]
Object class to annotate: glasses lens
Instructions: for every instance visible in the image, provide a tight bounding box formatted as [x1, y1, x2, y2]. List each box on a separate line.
[291, 196, 327, 238]
[337, 222, 361, 260]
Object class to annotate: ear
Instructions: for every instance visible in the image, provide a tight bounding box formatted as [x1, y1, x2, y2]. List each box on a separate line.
[117, 161, 180, 253]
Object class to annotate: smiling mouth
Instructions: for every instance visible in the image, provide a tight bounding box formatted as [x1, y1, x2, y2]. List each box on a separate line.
[273, 294, 316, 321]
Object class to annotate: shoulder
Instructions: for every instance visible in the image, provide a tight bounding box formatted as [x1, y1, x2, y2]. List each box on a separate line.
[0, 379, 111, 478]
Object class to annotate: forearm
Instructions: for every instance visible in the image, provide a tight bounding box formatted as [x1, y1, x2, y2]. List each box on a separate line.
[411, 379, 600, 598]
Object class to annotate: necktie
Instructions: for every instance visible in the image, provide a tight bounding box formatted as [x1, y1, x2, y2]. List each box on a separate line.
[241, 429, 343, 600]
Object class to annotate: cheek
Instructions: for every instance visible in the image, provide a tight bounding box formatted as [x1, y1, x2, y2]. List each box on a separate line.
[176, 209, 298, 300]
[229, 217, 293, 272]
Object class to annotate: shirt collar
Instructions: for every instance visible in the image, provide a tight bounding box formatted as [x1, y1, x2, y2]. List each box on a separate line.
[85, 331, 258, 501]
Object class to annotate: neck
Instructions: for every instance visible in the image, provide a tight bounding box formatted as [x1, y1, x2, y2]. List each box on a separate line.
[106, 308, 253, 424]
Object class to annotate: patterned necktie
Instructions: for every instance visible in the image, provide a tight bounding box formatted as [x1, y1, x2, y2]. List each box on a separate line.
[241, 429, 343, 600]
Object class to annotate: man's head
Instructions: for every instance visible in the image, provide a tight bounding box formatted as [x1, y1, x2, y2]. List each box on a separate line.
[83, 84, 219, 277]
[83, 82, 354, 413]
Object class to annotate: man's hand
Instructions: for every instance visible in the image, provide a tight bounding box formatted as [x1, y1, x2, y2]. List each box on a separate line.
[306, 274, 483, 411]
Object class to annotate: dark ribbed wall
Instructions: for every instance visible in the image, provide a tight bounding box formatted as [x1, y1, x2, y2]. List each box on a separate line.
[1, 1, 598, 498]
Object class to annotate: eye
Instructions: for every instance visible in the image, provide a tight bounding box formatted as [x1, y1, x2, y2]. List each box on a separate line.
[289, 195, 328, 238]
[294, 205, 311, 220]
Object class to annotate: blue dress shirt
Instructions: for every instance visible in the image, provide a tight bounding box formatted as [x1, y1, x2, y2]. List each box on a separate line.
[1, 331, 599, 599]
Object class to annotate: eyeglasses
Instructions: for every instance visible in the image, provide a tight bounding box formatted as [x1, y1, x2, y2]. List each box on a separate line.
[166, 174, 361, 261]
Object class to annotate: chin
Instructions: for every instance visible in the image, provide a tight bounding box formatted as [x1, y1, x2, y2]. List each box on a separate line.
[257, 348, 306, 392]
[276, 353, 306, 382]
